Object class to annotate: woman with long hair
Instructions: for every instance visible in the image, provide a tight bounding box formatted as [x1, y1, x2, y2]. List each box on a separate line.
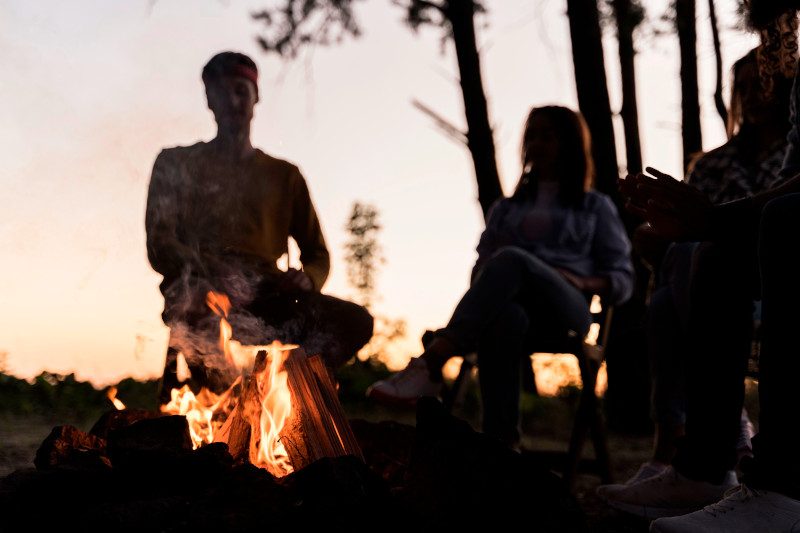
[368, 105, 634, 450]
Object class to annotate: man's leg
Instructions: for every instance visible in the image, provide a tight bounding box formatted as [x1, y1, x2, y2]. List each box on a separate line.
[647, 196, 800, 532]
[748, 193, 800, 497]
[672, 238, 758, 483]
[245, 291, 374, 371]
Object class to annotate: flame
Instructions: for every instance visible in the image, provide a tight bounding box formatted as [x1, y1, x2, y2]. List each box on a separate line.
[162, 292, 298, 476]
[160, 379, 241, 448]
[206, 291, 235, 367]
[253, 341, 296, 476]
[107, 386, 126, 410]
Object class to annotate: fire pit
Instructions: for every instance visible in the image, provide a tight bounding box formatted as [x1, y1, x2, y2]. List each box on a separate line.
[0, 397, 591, 533]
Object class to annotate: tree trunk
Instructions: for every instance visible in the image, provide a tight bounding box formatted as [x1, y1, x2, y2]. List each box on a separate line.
[566, 0, 621, 203]
[445, 0, 503, 220]
[709, 0, 729, 130]
[676, 0, 703, 174]
[567, 0, 651, 433]
[612, 0, 644, 178]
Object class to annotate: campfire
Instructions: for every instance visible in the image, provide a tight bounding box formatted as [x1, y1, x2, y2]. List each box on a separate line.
[151, 291, 364, 477]
[0, 291, 593, 532]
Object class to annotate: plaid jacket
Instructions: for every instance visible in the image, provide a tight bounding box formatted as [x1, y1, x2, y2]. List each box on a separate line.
[687, 135, 787, 205]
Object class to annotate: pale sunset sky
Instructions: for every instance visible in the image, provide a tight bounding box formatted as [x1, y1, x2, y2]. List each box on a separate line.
[0, 0, 759, 388]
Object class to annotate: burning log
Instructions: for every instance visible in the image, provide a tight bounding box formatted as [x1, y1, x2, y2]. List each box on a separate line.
[279, 348, 365, 471]
[213, 349, 267, 463]
[214, 344, 363, 475]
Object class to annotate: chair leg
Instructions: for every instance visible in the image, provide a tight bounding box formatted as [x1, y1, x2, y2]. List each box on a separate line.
[564, 356, 614, 488]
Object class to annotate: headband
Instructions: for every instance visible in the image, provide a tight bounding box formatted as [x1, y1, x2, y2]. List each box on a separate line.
[228, 64, 259, 88]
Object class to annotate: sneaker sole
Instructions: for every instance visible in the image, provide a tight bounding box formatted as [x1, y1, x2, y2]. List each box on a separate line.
[605, 498, 701, 520]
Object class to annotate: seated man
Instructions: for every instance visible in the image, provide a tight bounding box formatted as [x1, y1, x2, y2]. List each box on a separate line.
[145, 51, 373, 402]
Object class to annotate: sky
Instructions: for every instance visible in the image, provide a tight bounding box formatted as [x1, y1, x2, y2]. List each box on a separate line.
[0, 0, 760, 388]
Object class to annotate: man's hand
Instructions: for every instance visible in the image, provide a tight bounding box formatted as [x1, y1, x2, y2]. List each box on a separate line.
[618, 167, 714, 242]
[277, 267, 313, 292]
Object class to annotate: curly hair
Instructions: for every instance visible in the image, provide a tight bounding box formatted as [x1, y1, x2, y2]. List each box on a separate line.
[754, 10, 799, 98]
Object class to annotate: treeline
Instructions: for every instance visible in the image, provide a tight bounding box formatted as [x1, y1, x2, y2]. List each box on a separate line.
[0, 371, 160, 421]
[0, 358, 402, 422]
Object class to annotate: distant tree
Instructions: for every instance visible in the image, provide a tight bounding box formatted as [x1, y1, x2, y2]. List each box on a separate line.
[343, 201, 407, 365]
[252, 0, 503, 220]
[344, 202, 382, 309]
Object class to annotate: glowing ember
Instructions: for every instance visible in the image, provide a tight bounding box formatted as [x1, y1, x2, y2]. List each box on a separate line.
[107, 386, 126, 410]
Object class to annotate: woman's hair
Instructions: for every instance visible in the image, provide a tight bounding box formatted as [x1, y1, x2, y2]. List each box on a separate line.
[745, 0, 800, 30]
[749, 7, 799, 96]
[727, 46, 793, 140]
[513, 105, 595, 209]
[727, 49, 758, 138]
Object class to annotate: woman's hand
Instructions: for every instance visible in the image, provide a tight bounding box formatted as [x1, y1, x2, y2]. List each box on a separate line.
[618, 167, 714, 242]
[277, 267, 313, 292]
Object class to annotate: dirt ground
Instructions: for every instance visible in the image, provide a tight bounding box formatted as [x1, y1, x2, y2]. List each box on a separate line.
[0, 377, 759, 533]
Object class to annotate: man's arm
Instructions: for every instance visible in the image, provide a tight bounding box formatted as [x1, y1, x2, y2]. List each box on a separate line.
[618, 167, 800, 242]
[145, 150, 222, 280]
[287, 168, 330, 291]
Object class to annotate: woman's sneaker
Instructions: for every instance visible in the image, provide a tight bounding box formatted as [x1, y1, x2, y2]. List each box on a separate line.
[624, 461, 669, 485]
[650, 484, 800, 532]
[595, 465, 738, 519]
[366, 357, 442, 409]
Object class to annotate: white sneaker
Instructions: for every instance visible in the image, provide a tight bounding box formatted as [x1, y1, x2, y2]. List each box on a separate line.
[738, 409, 756, 462]
[624, 461, 669, 485]
[595, 465, 739, 519]
[650, 484, 800, 532]
[366, 357, 442, 409]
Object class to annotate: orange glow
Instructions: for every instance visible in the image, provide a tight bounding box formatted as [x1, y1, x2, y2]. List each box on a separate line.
[107, 386, 126, 410]
[253, 340, 296, 477]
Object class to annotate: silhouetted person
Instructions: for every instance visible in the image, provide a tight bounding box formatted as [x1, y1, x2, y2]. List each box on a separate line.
[620, 46, 791, 486]
[146, 51, 373, 403]
[596, 3, 800, 530]
[367, 105, 635, 451]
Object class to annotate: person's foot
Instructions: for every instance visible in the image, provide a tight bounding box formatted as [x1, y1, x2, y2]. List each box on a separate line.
[366, 357, 442, 409]
[595, 465, 739, 519]
[649, 484, 800, 532]
[624, 461, 669, 485]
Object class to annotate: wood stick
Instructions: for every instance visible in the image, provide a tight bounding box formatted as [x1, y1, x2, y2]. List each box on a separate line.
[306, 355, 365, 461]
[214, 350, 267, 464]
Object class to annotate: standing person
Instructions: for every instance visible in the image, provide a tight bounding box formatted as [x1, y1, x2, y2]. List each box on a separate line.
[597, 2, 800, 529]
[145, 51, 373, 402]
[621, 46, 792, 486]
[367, 106, 635, 451]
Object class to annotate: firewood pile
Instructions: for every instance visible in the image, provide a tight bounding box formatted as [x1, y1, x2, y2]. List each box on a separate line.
[0, 397, 591, 533]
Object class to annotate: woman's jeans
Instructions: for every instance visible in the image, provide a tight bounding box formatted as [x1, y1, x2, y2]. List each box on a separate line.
[672, 194, 800, 499]
[436, 246, 592, 446]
